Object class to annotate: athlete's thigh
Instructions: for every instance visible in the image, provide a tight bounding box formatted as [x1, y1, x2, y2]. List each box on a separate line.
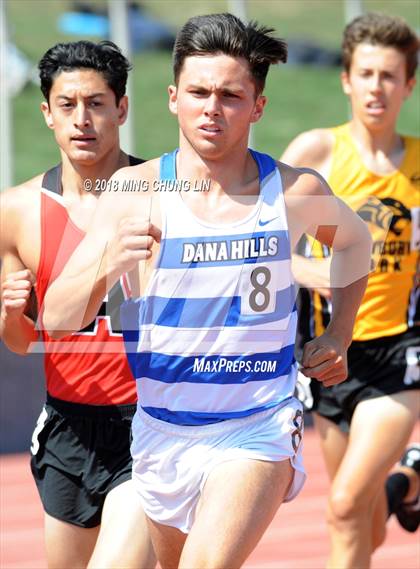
[332, 391, 420, 502]
[146, 518, 187, 569]
[179, 458, 294, 569]
[87, 480, 156, 569]
[44, 512, 99, 569]
[313, 412, 349, 481]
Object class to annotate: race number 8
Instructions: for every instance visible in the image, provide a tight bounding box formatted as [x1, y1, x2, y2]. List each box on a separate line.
[249, 267, 271, 312]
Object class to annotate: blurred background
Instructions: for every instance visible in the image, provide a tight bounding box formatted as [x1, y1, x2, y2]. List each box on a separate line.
[2, 0, 419, 186]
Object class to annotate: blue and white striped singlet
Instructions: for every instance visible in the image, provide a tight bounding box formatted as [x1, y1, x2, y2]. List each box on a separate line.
[124, 149, 298, 426]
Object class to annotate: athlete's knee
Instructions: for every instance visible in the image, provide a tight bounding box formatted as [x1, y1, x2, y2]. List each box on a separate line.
[328, 489, 371, 525]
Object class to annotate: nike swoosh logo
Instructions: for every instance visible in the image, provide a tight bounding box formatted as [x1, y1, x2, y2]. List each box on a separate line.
[259, 217, 279, 227]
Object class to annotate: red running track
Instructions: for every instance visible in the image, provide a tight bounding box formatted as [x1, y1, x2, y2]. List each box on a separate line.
[1, 426, 419, 568]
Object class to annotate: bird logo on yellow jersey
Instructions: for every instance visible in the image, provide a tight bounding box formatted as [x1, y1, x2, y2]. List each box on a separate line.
[357, 197, 411, 236]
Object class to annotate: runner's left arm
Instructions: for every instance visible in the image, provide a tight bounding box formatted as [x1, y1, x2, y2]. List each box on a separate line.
[284, 167, 371, 386]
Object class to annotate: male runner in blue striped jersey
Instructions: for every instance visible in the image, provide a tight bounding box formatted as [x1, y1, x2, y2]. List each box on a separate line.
[44, 13, 372, 568]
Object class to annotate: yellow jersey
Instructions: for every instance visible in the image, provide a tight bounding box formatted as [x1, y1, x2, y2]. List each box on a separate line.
[310, 123, 419, 341]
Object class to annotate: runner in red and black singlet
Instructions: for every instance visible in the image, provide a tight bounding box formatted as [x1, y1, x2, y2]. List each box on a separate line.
[37, 161, 139, 405]
[0, 41, 155, 569]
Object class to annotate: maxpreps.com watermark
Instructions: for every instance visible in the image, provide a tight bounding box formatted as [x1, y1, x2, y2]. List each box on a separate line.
[193, 357, 277, 374]
[84, 178, 211, 192]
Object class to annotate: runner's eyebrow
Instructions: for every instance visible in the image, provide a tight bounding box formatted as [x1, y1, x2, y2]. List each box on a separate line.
[186, 82, 246, 94]
[56, 93, 106, 100]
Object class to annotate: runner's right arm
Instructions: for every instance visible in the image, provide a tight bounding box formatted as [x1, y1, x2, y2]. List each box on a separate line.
[0, 263, 38, 355]
[0, 191, 39, 354]
[43, 164, 161, 338]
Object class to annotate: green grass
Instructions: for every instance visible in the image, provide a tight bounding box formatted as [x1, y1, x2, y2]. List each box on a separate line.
[6, 0, 420, 184]
[142, 0, 419, 48]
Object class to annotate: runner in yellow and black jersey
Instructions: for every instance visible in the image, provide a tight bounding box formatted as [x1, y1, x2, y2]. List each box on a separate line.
[298, 125, 419, 342]
[282, 12, 419, 569]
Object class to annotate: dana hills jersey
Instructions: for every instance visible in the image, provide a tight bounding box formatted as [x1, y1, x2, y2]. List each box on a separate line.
[126, 149, 298, 426]
[36, 159, 142, 405]
[303, 124, 419, 341]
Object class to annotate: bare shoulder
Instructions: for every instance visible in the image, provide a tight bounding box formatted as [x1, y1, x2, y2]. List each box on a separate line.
[280, 128, 334, 170]
[0, 175, 43, 254]
[90, 158, 161, 229]
[277, 162, 343, 249]
[1, 175, 43, 228]
[105, 158, 160, 204]
[277, 161, 332, 198]
[112, 158, 160, 184]
[1, 174, 43, 212]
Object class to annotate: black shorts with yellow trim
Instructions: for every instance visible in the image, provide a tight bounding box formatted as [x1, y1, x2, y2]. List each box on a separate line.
[310, 327, 420, 433]
[30, 394, 136, 528]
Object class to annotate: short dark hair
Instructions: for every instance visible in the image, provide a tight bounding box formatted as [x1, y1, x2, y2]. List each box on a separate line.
[38, 40, 132, 104]
[173, 13, 287, 94]
[342, 12, 418, 81]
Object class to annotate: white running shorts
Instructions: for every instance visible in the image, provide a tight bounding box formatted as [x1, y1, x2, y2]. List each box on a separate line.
[131, 397, 306, 533]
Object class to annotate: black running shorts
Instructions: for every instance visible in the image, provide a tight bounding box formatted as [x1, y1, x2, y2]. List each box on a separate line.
[310, 328, 420, 432]
[30, 394, 136, 528]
